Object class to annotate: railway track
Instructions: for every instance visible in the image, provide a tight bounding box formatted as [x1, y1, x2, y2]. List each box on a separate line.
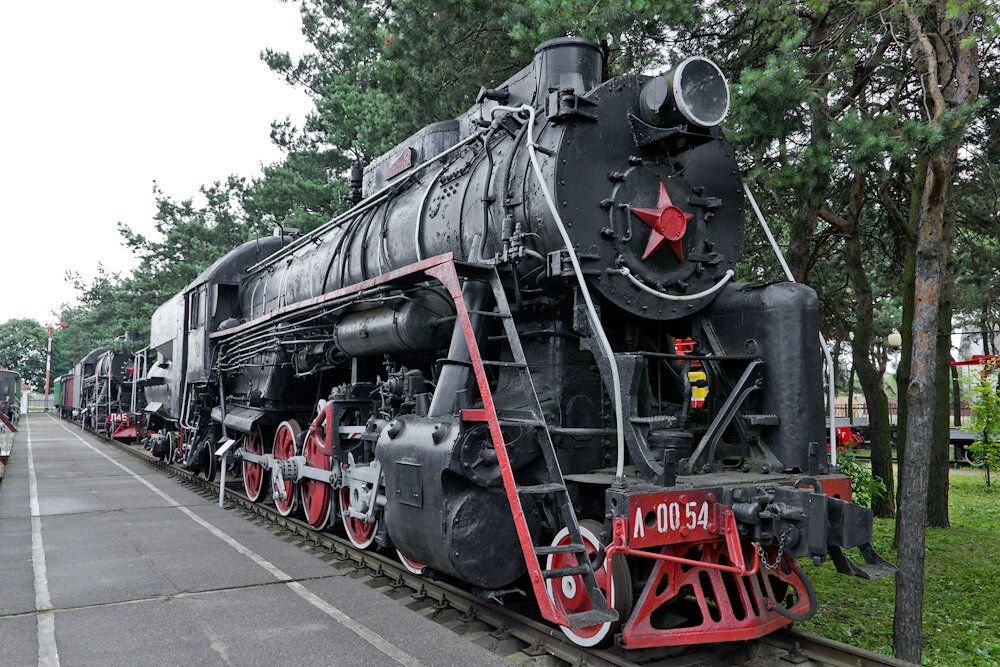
[81, 423, 910, 667]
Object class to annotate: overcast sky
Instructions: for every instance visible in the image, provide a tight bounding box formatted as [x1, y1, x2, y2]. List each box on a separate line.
[0, 1, 312, 325]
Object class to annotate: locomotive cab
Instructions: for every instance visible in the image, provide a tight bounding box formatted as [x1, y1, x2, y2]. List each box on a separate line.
[137, 234, 292, 469]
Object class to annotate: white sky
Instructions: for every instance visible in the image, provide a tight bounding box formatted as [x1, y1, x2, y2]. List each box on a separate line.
[0, 1, 312, 325]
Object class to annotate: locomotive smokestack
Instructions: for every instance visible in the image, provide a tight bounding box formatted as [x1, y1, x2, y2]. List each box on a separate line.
[533, 36, 603, 99]
[349, 163, 363, 203]
[639, 56, 730, 128]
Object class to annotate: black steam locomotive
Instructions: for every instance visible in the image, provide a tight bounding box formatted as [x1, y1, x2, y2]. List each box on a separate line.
[85, 38, 891, 649]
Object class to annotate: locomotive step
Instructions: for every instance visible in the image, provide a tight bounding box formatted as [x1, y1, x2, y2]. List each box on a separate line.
[541, 565, 592, 578]
[564, 609, 619, 630]
[533, 543, 587, 556]
[451, 260, 499, 278]
[744, 413, 780, 426]
[442, 357, 527, 369]
[516, 482, 566, 494]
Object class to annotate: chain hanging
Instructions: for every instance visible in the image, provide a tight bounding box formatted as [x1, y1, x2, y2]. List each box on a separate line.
[756, 526, 791, 570]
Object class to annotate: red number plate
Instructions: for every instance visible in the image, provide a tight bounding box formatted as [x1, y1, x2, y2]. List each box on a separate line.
[627, 489, 721, 548]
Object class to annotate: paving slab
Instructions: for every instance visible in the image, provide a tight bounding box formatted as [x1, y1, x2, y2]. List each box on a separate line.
[0, 518, 49, 616]
[54, 583, 398, 667]
[0, 431, 38, 616]
[0, 614, 40, 665]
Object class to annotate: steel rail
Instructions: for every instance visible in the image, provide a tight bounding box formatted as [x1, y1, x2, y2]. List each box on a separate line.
[76, 420, 906, 667]
[763, 628, 916, 667]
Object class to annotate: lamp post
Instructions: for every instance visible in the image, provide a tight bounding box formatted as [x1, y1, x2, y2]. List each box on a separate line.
[43, 322, 68, 412]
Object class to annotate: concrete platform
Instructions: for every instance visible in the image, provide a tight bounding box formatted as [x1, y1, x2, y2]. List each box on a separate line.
[0, 414, 507, 666]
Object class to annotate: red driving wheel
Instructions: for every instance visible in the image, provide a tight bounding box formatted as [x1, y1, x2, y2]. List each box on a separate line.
[302, 405, 334, 529]
[396, 549, 427, 575]
[272, 420, 300, 517]
[545, 520, 632, 648]
[339, 479, 378, 549]
[242, 427, 270, 501]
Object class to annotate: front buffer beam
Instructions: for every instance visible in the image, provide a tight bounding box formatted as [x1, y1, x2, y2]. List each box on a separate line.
[603, 474, 894, 648]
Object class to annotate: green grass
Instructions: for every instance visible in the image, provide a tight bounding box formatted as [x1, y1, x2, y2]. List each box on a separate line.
[801, 472, 1000, 665]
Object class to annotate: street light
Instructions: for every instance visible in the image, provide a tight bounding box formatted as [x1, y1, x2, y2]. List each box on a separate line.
[887, 329, 902, 348]
[43, 322, 68, 412]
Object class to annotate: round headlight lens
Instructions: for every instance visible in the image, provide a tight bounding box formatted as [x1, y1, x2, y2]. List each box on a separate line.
[672, 57, 730, 127]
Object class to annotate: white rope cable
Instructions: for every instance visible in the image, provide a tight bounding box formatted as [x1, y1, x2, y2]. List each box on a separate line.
[492, 104, 627, 480]
[744, 183, 837, 466]
[618, 267, 735, 301]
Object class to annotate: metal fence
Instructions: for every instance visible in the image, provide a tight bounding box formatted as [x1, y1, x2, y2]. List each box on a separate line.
[833, 400, 970, 425]
[24, 392, 57, 412]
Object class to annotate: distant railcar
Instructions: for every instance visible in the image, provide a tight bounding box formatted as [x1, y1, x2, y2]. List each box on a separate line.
[56, 373, 74, 419]
[0, 369, 21, 426]
[76, 335, 142, 437]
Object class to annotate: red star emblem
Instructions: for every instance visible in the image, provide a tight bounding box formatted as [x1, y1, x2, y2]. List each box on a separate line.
[630, 182, 694, 261]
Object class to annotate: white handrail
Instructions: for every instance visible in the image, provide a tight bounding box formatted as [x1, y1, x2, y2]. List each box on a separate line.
[618, 267, 735, 301]
[491, 104, 627, 481]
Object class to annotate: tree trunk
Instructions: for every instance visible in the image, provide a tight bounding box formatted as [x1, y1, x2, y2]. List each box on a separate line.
[847, 364, 855, 422]
[894, 158, 925, 543]
[832, 339, 842, 398]
[855, 348, 895, 516]
[893, 147, 956, 661]
[928, 217, 956, 528]
[894, 3, 978, 654]
[785, 12, 832, 284]
[844, 226, 895, 517]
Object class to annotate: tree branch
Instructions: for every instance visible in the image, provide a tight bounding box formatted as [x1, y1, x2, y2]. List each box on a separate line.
[818, 207, 852, 234]
[900, 0, 946, 119]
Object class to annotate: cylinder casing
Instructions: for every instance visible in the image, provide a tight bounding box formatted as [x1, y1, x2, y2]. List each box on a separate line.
[377, 416, 540, 588]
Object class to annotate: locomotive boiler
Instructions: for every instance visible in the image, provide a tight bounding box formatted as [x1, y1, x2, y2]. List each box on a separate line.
[134, 37, 892, 649]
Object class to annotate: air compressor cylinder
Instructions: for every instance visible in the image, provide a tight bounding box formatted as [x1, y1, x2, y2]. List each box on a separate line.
[333, 289, 454, 357]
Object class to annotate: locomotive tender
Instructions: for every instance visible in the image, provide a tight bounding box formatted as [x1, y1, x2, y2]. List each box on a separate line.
[59, 346, 103, 422]
[126, 37, 893, 649]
